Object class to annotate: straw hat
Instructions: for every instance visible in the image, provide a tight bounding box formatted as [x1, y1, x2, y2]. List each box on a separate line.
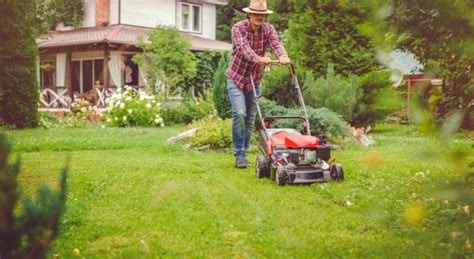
[242, 0, 273, 14]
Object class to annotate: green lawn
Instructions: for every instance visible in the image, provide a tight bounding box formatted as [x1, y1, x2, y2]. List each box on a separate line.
[4, 124, 473, 257]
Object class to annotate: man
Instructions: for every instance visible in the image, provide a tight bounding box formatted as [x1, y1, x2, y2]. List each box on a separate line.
[226, 0, 291, 168]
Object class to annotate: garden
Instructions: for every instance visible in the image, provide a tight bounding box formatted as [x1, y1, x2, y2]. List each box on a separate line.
[1, 0, 473, 257]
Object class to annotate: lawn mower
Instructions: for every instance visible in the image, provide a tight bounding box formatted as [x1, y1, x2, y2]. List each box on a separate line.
[251, 61, 344, 185]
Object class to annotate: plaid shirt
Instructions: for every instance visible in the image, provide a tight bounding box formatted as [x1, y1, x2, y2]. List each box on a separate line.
[226, 20, 288, 91]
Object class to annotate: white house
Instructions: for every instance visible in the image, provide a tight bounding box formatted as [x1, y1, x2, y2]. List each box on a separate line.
[37, 0, 231, 109]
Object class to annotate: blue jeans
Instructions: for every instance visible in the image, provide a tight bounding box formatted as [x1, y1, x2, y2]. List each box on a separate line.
[227, 78, 261, 161]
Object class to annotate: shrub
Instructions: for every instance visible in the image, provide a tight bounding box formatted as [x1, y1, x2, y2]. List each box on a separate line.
[262, 65, 299, 108]
[187, 115, 232, 149]
[351, 69, 401, 127]
[0, 1, 39, 128]
[60, 99, 101, 127]
[160, 100, 187, 125]
[104, 86, 165, 127]
[303, 63, 360, 122]
[189, 51, 219, 96]
[0, 133, 68, 258]
[259, 98, 349, 137]
[212, 53, 232, 119]
[182, 94, 216, 124]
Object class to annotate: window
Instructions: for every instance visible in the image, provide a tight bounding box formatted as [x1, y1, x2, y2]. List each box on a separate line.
[72, 59, 104, 93]
[180, 2, 201, 33]
[40, 61, 55, 88]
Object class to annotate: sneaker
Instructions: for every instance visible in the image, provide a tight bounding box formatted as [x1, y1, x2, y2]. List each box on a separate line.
[235, 158, 248, 169]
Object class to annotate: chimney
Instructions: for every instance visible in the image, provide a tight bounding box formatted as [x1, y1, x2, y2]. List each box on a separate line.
[95, 0, 110, 27]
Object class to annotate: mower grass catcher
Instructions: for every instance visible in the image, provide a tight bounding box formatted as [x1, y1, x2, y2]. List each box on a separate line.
[251, 62, 344, 185]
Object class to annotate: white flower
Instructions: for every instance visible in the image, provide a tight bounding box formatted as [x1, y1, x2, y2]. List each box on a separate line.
[105, 98, 110, 104]
[128, 109, 133, 114]
[101, 125, 106, 128]
[151, 100, 156, 103]
[126, 96, 132, 101]
[122, 116, 127, 121]
[156, 103, 161, 107]
[114, 117, 118, 121]
[160, 123, 164, 128]
[116, 88, 122, 93]
[139, 96, 145, 101]
[146, 103, 152, 109]
[80, 107, 86, 113]
[154, 118, 160, 124]
[106, 118, 112, 123]
[119, 103, 125, 109]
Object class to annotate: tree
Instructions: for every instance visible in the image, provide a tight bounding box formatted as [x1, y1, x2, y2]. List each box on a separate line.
[361, 0, 474, 128]
[212, 53, 232, 119]
[303, 63, 359, 121]
[133, 26, 197, 96]
[0, 0, 40, 128]
[287, 0, 378, 77]
[0, 134, 68, 258]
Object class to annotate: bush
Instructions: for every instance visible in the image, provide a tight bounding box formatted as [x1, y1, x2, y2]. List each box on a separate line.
[212, 53, 232, 119]
[351, 69, 401, 127]
[0, 1, 39, 128]
[160, 101, 187, 125]
[262, 66, 298, 108]
[189, 51, 219, 96]
[0, 133, 68, 258]
[303, 63, 359, 122]
[182, 94, 216, 124]
[187, 115, 232, 149]
[259, 98, 349, 137]
[104, 86, 165, 127]
[60, 99, 101, 127]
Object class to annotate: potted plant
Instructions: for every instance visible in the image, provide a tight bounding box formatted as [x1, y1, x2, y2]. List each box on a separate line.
[41, 63, 55, 72]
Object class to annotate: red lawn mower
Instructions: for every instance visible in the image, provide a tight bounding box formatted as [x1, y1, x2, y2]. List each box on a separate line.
[251, 62, 344, 185]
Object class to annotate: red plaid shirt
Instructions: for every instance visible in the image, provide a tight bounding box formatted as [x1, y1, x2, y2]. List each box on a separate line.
[226, 20, 288, 91]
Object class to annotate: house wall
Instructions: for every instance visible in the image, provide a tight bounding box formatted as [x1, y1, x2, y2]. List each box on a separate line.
[110, 0, 119, 24]
[82, 0, 96, 27]
[120, 0, 176, 28]
[202, 3, 216, 39]
[105, 0, 216, 39]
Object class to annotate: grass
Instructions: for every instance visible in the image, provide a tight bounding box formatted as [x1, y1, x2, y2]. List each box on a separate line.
[3, 124, 473, 257]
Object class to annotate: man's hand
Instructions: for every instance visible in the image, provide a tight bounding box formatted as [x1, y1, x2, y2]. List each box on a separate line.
[279, 56, 291, 65]
[258, 56, 272, 66]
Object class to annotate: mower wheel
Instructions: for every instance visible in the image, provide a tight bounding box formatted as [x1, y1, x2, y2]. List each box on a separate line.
[330, 163, 344, 181]
[256, 154, 269, 178]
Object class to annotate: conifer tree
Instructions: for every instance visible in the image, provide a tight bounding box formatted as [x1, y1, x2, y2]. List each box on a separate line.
[0, 133, 68, 258]
[0, 0, 39, 128]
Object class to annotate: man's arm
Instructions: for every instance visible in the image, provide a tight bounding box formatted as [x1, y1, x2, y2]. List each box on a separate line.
[268, 25, 290, 64]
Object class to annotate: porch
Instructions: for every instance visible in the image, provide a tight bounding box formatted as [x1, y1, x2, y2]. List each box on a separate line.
[37, 24, 232, 111]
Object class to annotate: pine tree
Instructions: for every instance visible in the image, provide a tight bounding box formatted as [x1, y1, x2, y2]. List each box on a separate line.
[0, 133, 68, 258]
[288, 0, 378, 77]
[212, 54, 232, 119]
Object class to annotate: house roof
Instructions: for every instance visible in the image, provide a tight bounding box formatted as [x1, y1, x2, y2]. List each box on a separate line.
[36, 24, 232, 52]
